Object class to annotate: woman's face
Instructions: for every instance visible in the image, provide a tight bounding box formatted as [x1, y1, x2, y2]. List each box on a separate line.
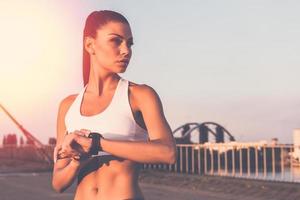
[87, 21, 133, 73]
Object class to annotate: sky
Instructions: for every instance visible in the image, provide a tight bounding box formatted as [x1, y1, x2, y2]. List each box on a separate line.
[0, 0, 299, 144]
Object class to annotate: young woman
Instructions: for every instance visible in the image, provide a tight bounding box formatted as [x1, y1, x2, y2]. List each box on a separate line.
[51, 10, 176, 200]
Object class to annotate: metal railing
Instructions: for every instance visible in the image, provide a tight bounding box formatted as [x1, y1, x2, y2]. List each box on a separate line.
[143, 143, 300, 183]
[2, 143, 300, 183]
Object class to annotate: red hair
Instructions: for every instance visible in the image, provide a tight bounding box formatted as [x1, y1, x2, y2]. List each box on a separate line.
[82, 10, 129, 86]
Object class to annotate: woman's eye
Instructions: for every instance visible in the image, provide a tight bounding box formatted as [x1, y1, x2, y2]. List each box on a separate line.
[110, 38, 122, 45]
[128, 42, 134, 47]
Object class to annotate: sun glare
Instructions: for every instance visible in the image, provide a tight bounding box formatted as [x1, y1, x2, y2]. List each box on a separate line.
[0, 1, 69, 110]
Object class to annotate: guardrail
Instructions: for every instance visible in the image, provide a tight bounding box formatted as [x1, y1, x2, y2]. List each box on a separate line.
[143, 143, 300, 183]
[1, 143, 300, 183]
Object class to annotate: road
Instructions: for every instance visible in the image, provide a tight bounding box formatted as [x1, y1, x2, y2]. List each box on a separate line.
[1, 171, 300, 200]
[0, 172, 234, 200]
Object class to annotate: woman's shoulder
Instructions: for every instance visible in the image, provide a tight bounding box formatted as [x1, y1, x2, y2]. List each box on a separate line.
[58, 93, 79, 113]
[129, 80, 156, 94]
[128, 81, 161, 104]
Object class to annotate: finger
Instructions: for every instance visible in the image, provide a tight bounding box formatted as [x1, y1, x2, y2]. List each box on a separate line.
[58, 149, 74, 155]
[80, 128, 90, 132]
[74, 131, 85, 137]
[57, 149, 67, 154]
[54, 145, 61, 156]
[70, 149, 80, 155]
[60, 145, 74, 155]
[80, 129, 91, 136]
[58, 150, 76, 159]
[55, 149, 64, 154]
[77, 131, 85, 136]
[73, 155, 81, 160]
[54, 147, 59, 163]
[56, 145, 62, 151]
[57, 152, 67, 160]
[69, 130, 80, 135]
[73, 131, 85, 139]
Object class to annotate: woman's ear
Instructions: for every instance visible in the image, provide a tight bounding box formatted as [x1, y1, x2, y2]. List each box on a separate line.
[84, 36, 96, 55]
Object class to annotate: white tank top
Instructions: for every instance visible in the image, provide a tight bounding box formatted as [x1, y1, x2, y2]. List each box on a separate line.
[64, 77, 148, 156]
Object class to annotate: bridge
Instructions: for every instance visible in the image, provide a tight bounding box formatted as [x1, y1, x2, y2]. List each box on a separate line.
[173, 122, 236, 144]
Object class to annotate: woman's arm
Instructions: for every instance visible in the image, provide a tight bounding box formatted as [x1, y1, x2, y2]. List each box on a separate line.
[101, 85, 176, 164]
[75, 84, 177, 164]
[52, 95, 83, 193]
[52, 155, 81, 193]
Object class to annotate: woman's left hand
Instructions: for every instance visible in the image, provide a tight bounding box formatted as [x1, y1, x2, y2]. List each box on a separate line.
[57, 129, 92, 159]
[72, 129, 93, 154]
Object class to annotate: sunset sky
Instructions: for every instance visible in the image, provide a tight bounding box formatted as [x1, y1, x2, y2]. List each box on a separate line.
[0, 0, 299, 144]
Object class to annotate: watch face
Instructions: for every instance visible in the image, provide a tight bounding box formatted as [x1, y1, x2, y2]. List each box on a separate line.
[88, 132, 102, 138]
[88, 133, 102, 155]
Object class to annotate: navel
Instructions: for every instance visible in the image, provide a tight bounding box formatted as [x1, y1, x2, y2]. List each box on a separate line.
[92, 187, 99, 193]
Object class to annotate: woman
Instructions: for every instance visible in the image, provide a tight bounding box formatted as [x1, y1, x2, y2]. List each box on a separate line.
[51, 10, 176, 200]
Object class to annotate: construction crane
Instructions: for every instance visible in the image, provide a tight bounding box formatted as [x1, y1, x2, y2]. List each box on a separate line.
[0, 103, 52, 164]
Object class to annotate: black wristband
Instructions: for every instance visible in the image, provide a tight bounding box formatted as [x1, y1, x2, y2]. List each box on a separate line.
[88, 132, 104, 155]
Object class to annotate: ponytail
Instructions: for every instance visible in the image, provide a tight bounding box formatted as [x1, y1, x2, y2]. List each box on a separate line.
[82, 10, 129, 87]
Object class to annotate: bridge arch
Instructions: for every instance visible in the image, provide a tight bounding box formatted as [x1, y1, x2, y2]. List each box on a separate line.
[173, 122, 235, 144]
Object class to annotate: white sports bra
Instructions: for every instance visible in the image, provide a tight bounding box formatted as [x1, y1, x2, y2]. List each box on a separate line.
[64, 77, 148, 156]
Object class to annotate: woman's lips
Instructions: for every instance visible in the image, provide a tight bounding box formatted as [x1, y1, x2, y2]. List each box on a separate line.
[117, 60, 129, 65]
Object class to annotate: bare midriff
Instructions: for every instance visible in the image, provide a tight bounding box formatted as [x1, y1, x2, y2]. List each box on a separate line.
[74, 156, 144, 200]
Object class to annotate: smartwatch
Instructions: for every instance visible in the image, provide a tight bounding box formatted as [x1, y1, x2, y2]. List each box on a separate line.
[88, 132, 104, 155]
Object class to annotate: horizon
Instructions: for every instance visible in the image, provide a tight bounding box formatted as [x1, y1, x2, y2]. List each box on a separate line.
[0, 0, 299, 144]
